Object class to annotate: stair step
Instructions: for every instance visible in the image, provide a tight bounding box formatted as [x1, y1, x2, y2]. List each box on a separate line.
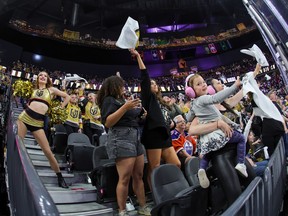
[38, 171, 89, 185]
[57, 202, 113, 216]
[29, 154, 49, 161]
[25, 143, 41, 150]
[25, 134, 34, 139]
[38, 171, 74, 178]
[27, 149, 45, 155]
[47, 183, 97, 204]
[32, 160, 67, 168]
[24, 138, 37, 145]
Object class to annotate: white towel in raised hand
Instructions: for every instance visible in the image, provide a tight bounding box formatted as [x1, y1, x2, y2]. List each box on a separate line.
[240, 44, 269, 67]
[116, 17, 139, 49]
[64, 74, 87, 83]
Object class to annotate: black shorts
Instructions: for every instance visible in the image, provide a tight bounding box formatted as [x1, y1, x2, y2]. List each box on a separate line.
[18, 107, 45, 132]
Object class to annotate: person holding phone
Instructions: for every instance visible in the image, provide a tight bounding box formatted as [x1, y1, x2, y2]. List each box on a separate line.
[97, 75, 151, 216]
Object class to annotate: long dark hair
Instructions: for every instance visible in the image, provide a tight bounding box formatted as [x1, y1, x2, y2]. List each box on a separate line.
[207, 78, 238, 116]
[151, 79, 171, 110]
[97, 76, 125, 108]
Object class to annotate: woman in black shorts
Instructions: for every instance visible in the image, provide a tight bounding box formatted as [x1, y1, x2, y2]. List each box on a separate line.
[17, 71, 70, 188]
[97, 75, 150, 216]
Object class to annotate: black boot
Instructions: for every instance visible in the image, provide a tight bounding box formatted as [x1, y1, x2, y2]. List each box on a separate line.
[56, 172, 69, 188]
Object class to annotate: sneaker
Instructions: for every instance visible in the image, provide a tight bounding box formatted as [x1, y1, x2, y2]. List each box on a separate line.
[198, 169, 210, 188]
[235, 163, 248, 177]
[119, 209, 129, 216]
[138, 204, 152, 216]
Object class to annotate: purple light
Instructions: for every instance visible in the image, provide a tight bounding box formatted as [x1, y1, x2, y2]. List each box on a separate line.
[146, 23, 207, 33]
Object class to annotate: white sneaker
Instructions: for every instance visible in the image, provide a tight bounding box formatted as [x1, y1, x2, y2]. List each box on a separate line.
[119, 209, 129, 216]
[138, 204, 152, 216]
[198, 169, 210, 188]
[235, 163, 248, 177]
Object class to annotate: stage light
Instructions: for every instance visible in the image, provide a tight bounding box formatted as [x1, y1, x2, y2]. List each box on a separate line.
[33, 54, 42, 61]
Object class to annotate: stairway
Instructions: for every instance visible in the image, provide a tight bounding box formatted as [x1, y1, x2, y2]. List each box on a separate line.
[12, 106, 114, 216]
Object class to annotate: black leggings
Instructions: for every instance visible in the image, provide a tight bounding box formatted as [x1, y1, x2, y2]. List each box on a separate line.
[83, 123, 103, 144]
[262, 118, 284, 156]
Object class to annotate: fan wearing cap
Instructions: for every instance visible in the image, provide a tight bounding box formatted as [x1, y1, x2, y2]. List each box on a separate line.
[185, 73, 248, 188]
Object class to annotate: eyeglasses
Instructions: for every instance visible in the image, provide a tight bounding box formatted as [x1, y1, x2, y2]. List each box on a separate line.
[176, 120, 186, 124]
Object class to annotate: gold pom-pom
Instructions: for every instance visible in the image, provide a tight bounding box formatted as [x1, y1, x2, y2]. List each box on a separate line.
[48, 100, 68, 125]
[12, 80, 33, 98]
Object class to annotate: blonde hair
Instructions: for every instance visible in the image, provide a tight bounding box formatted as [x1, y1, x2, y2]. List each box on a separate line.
[188, 74, 202, 88]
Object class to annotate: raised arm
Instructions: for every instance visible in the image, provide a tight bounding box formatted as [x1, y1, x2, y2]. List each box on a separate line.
[253, 63, 261, 78]
[200, 77, 241, 105]
[225, 89, 243, 108]
[50, 87, 70, 108]
[130, 49, 146, 70]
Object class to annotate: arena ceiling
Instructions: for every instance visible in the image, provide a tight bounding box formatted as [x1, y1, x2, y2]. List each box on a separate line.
[0, 0, 252, 39]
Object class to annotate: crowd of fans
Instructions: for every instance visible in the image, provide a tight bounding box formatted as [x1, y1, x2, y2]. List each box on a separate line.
[6, 52, 285, 102]
[2, 52, 288, 215]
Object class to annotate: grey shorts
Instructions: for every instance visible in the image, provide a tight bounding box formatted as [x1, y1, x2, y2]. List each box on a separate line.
[106, 126, 144, 160]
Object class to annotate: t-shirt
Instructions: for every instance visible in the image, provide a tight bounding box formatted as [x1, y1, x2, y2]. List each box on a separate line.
[171, 129, 196, 155]
[101, 96, 140, 128]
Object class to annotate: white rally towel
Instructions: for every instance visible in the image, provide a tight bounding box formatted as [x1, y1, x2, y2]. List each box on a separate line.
[242, 71, 283, 123]
[240, 44, 269, 67]
[116, 17, 139, 49]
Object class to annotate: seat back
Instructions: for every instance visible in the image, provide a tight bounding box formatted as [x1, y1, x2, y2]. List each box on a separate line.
[184, 157, 200, 186]
[151, 164, 208, 216]
[52, 124, 68, 154]
[91, 134, 100, 146]
[54, 124, 67, 133]
[92, 145, 111, 168]
[66, 133, 95, 171]
[67, 133, 91, 146]
[90, 145, 118, 203]
[151, 164, 190, 205]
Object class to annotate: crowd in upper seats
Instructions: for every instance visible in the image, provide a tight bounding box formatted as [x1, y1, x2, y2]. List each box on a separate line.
[6, 51, 285, 100]
[9, 19, 256, 50]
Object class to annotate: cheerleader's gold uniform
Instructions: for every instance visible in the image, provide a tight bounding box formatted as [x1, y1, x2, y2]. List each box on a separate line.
[18, 88, 51, 131]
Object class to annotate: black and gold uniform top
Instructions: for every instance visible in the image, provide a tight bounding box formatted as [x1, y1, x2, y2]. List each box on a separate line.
[29, 88, 52, 107]
[65, 103, 82, 129]
[83, 102, 102, 127]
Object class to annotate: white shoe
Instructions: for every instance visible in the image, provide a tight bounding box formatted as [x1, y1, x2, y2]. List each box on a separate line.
[138, 204, 152, 216]
[235, 163, 248, 177]
[198, 169, 210, 188]
[119, 210, 130, 216]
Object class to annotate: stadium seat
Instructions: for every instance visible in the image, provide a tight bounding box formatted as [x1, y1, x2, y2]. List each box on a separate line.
[151, 164, 208, 216]
[50, 124, 68, 154]
[65, 133, 95, 172]
[89, 145, 117, 203]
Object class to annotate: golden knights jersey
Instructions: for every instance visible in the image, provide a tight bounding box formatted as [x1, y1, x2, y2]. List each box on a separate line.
[83, 102, 103, 128]
[65, 103, 82, 128]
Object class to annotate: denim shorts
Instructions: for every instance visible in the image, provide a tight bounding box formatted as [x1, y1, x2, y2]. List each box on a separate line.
[106, 126, 144, 159]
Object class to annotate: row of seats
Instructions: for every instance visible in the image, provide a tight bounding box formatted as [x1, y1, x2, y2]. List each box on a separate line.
[50, 124, 107, 154]
[51, 124, 256, 215]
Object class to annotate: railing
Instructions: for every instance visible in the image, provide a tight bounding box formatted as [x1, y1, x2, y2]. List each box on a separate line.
[222, 139, 286, 216]
[6, 97, 59, 215]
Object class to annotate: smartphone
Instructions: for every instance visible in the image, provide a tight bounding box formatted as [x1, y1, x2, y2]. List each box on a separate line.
[131, 93, 138, 100]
